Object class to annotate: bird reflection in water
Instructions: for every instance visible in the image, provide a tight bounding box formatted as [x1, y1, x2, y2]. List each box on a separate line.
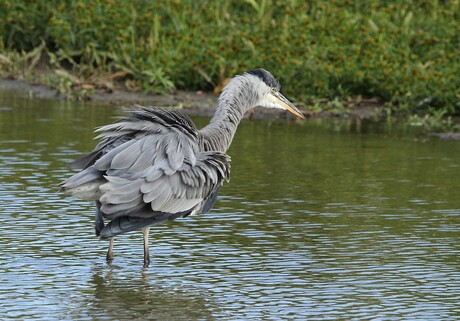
[72, 267, 219, 321]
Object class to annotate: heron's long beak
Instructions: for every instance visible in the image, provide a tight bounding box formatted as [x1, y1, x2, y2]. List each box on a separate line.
[268, 92, 305, 119]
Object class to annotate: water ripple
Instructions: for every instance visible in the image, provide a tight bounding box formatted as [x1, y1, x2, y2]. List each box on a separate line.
[1, 98, 460, 320]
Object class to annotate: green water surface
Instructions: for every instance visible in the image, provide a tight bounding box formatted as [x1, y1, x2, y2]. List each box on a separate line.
[0, 91, 459, 320]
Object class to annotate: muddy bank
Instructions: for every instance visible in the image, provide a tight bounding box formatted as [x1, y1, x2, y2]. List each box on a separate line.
[429, 132, 460, 140]
[0, 78, 389, 121]
[0, 78, 218, 116]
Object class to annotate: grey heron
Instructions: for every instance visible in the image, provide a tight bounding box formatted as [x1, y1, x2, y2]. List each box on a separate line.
[60, 68, 304, 266]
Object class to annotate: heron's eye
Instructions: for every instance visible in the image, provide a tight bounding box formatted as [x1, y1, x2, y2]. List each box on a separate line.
[271, 87, 277, 93]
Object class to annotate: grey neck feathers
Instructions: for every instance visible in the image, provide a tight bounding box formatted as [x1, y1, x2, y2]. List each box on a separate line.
[199, 75, 260, 152]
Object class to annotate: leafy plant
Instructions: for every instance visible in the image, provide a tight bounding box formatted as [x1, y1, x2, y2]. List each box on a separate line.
[1, 0, 459, 117]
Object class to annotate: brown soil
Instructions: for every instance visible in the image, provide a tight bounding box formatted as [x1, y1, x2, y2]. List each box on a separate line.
[429, 132, 460, 140]
[0, 78, 389, 121]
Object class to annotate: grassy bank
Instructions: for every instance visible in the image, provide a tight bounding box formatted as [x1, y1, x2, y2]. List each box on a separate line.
[1, 0, 459, 118]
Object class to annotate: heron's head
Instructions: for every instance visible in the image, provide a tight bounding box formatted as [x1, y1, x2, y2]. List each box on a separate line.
[244, 68, 305, 119]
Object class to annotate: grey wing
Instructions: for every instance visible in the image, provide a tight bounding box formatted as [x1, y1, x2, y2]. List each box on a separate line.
[69, 136, 129, 170]
[97, 150, 230, 220]
[87, 107, 230, 219]
[61, 107, 230, 238]
[68, 105, 195, 170]
[60, 107, 194, 195]
[99, 185, 222, 239]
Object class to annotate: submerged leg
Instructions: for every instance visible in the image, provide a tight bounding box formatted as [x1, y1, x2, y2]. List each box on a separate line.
[142, 227, 151, 267]
[106, 237, 115, 263]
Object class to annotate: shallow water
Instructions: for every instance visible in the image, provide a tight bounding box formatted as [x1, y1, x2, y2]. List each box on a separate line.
[0, 91, 459, 320]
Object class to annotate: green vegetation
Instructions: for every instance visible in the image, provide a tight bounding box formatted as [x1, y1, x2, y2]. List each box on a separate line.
[1, 0, 459, 117]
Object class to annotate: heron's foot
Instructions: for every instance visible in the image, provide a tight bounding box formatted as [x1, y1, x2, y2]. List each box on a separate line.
[106, 252, 114, 263]
[106, 236, 115, 264]
[142, 227, 150, 268]
[143, 255, 150, 268]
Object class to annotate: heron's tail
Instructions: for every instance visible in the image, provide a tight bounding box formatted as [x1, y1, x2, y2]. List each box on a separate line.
[59, 167, 103, 200]
[99, 214, 170, 239]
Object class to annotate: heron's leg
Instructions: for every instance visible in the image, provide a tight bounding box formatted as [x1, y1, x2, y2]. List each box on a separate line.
[106, 237, 115, 263]
[142, 227, 151, 267]
[95, 201, 104, 237]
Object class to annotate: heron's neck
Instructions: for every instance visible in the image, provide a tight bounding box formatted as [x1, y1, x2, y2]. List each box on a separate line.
[199, 80, 257, 152]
